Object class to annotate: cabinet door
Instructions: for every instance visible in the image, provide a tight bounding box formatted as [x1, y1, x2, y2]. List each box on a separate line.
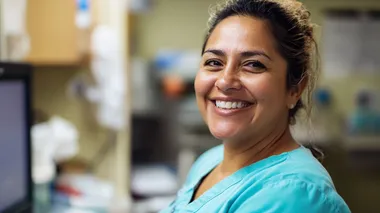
[26, 0, 80, 65]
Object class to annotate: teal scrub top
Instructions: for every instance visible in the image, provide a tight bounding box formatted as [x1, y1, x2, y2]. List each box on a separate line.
[160, 145, 350, 213]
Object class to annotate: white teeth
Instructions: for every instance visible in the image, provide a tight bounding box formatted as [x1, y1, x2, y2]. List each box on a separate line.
[215, 100, 249, 109]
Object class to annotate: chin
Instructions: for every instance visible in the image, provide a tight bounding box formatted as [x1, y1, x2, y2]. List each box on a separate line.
[205, 114, 252, 141]
[208, 124, 242, 141]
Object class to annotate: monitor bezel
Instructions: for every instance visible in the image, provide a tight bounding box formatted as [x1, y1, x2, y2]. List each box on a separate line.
[0, 62, 33, 213]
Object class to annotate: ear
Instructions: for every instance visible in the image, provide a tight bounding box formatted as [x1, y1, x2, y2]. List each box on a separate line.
[287, 76, 308, 109]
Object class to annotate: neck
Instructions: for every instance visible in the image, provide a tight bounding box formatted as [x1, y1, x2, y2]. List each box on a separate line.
[219, 125, 299, 175]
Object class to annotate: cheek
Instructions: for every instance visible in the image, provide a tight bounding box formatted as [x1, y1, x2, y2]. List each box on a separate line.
[194, 70, 217, 122]
[194, 70, 217, 96]
[244, 75, 287, 104]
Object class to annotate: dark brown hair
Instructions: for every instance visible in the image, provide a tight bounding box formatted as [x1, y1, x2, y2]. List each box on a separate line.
[202, 0, 322, 159]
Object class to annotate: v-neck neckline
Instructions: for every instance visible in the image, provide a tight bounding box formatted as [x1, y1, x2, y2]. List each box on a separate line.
[181, 147, 299, 212]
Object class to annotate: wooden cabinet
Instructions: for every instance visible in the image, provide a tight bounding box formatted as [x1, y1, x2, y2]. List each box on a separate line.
[26, 0, 87, 65]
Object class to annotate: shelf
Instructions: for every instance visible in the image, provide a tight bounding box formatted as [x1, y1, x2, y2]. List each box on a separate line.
[26, 0, 88, 66]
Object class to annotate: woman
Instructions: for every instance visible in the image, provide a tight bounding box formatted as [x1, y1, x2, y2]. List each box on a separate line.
[161, 0, 350, 212]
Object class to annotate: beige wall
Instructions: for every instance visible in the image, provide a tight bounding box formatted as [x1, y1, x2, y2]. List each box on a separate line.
[32, 67, 112, 178]
[133, 0, 216, 58]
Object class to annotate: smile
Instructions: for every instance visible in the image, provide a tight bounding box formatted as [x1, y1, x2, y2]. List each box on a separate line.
[211, 99, 254, 111]
[213, 100, 253, 110]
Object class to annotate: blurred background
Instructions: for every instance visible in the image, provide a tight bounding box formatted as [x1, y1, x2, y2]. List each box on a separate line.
[1, 0, 380, 212]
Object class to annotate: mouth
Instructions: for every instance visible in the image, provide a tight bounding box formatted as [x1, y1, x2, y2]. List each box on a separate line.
[211, 99, 255, 110]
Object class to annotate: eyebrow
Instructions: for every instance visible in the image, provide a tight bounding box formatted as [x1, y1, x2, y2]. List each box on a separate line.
[202, 49, 272, 61]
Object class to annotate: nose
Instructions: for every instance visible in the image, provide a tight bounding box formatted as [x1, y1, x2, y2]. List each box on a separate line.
[215, 67, 242, 92]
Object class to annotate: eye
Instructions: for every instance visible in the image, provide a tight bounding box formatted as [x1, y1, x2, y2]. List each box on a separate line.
[204, 59, 223, 67]
[244, 60, 267, 71]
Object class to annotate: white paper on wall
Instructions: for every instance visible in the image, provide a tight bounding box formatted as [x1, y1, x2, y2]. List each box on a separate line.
[359, 16, 380, 74]
[322, 15, 362, 78]
[0, 0, 30, 60]
[1, 0, 27, 34]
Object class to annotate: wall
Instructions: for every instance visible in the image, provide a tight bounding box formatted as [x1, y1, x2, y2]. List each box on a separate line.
[133, 0, 216, 58]
[302, 0, 380, 116]
[32, 67, 112, 179]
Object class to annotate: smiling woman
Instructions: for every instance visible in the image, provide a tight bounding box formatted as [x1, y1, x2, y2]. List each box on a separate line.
[160, 0, 350, 213]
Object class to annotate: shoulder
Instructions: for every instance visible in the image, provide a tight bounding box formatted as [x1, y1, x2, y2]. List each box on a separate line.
[231, 147, 350, 213]
[279, 146, 337, 190]
[184, 145, 223, 186]
[232, 178, 350, 213]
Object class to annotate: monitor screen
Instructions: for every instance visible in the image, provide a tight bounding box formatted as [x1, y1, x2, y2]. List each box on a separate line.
[0, 63, 32, 213]
[0, 81, 28, 211]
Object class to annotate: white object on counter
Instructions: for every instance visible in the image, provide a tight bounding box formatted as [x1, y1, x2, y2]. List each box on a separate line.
[54, 174, 116, 210]
[32, 116, 79, 184]
[131, 165, 178, 197]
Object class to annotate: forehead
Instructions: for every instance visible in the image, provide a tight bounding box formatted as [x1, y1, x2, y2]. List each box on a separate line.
[205, 15, 278, 56]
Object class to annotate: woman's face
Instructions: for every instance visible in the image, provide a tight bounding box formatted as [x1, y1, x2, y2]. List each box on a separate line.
[195, 16, 298, 143]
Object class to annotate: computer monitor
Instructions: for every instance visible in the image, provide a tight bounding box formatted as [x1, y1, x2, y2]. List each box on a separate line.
[0, 62, 32, 213]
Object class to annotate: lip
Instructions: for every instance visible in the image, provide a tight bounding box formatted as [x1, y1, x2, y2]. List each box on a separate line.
[208, 99, 254, 116]
[209, 96, 255, 104]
